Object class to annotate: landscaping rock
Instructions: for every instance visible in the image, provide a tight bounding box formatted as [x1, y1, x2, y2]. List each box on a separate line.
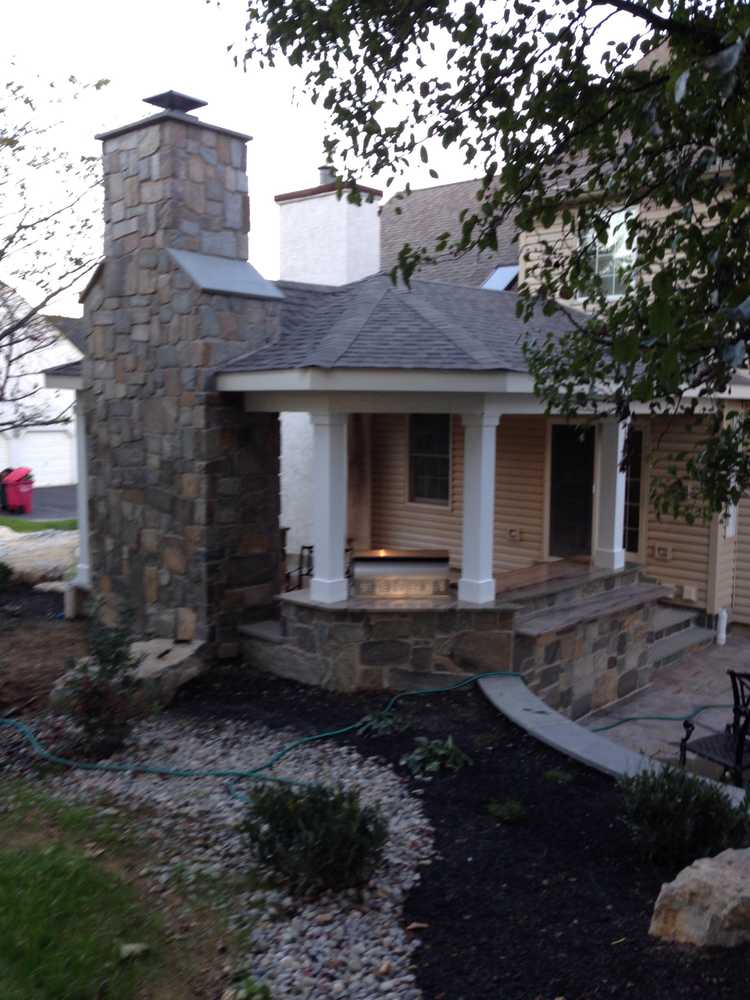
[49, 638, 207, 712]
[0, 528, 78, 584]
[650, 848, 750, 947]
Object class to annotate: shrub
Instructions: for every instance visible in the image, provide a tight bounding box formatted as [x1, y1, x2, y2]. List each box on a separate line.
[242, 784, 388, 894]
[65, 602, 146, 756]
[487, 798, 527, 824]
[0, 560, 12, 589]
[543, 768, 575, 785]
[619, 766, 750, 871]
[358, 709, 409, 737]
[400, 735, 471, 779]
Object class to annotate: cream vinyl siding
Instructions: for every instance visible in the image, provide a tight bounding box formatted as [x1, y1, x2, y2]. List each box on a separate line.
[644, 416, 712, 608]
[733, 496, 750, 624]
[710, 515, 736, 616]
[370, 414, 546, 574]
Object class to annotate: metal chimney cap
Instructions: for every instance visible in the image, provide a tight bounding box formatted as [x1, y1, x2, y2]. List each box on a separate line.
[144, 91, 207, 114]
[318, 164, 336, 185]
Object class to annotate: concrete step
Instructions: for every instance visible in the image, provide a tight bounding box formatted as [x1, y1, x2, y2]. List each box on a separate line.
[650, 625, 715, 670]
[237, 619, 284, 644]
[649, 604, 697, 642]
[507, 566, 641, 613]
[516, 583, 671, 638]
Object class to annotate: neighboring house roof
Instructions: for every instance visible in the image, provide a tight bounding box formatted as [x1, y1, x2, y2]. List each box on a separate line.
[219, 273, 576, 375]
[380, 179, 519, 287]
[44, 314, 86, 353]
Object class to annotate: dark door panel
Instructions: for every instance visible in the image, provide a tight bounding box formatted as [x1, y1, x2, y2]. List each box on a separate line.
[549, 425, 595, 558]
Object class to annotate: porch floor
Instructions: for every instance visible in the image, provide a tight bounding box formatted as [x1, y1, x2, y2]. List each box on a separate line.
[580, 628, 750, 766]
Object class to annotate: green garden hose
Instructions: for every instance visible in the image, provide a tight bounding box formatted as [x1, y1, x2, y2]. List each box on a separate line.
[0, 671, 734, 800]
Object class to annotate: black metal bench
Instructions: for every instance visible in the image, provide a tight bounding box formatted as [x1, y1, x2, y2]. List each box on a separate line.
[679, 670, 750, 787]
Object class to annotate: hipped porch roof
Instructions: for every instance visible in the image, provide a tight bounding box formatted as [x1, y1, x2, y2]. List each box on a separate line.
[220, 273, 576, 375]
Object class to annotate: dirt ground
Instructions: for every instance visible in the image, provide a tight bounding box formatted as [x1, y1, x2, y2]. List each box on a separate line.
[0, 585, 87, 715]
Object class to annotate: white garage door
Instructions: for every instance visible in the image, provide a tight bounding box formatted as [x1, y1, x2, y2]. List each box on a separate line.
[0, 434, 9, 471]
[19, 429, 76, 487]
[733, 496, 750, 624]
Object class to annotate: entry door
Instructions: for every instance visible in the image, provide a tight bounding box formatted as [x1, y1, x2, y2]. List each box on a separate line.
[549, 425, 595, 558]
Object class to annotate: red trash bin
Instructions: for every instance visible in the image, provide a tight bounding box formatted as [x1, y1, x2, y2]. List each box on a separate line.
[2, 467, 33, 514]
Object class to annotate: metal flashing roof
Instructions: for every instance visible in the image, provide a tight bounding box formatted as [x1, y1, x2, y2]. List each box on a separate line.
[168, 249, 284, 302]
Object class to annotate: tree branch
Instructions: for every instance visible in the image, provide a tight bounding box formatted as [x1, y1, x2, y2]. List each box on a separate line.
[589, 0, 720, 46]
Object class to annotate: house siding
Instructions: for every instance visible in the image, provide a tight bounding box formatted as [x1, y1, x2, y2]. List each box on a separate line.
[733, 496, 750, 623]
[643, 416, 712, 609]
[370, 414, 546, 574]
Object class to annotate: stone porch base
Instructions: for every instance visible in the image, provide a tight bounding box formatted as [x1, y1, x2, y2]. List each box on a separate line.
[240, 591, 517, 691]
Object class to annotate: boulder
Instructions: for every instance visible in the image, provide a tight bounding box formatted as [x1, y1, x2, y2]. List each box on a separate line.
[50, 638, 207, 712]
[650, 847, 750, 947]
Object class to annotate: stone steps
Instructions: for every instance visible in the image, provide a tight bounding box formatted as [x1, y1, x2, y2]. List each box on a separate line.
[505, 566, 641, 615]
[516, 583, 671, 639]
[650, 625, 715, 671]
[649, 604, 697, 642]
[238, 619, 284, 644]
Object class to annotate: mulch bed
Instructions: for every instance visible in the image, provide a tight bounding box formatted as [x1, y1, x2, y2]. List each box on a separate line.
[0, 585, 87, 715]
[174, 666, 750, 1000]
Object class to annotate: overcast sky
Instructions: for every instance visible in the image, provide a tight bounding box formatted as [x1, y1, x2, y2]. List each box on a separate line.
[2, 0, 475, 313]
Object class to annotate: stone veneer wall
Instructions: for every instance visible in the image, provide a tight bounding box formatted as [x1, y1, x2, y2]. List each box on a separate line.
[513, 602, 655, 720]
[243, 597, 516, 691]
[83, 113, 281, 651]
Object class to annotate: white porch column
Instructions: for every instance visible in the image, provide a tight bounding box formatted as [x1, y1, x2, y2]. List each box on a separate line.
[73, 390, 90, 588]
[310, 412, 349, 603]
[458, 412, 500, 604]
[594, 418, 628, 571]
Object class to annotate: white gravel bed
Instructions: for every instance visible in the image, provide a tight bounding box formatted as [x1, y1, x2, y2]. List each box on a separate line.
[1, 715, 434, 1000]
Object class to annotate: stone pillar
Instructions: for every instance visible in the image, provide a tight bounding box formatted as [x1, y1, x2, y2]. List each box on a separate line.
[594, 418, 627, 571]
[458, 412, 500, 604]
[310, 412, 349, 603]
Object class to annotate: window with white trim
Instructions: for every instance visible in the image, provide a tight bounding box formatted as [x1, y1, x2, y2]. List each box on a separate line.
[409, 414, 451, 505]
[584, 209, 635, 298]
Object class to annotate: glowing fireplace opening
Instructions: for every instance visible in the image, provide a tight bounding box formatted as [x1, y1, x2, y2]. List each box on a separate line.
[351, 548, 451, 599]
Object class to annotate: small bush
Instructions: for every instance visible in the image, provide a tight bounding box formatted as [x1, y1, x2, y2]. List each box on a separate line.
[242, 784, 388, 894]
[358, 709, 409, 737]
[0, 560, 12, 589]
[65, 602, 146, 756]
[487, 798, 527, 824]
[619, 766, 750, 871]
[543, 768, 575, 785]
[400, 735, 471, 779]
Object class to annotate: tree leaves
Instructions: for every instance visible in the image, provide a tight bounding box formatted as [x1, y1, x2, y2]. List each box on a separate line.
[241, 0, 750, 517]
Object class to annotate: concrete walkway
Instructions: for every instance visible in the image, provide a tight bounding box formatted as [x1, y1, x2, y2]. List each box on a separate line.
[580, 629, 750, 765]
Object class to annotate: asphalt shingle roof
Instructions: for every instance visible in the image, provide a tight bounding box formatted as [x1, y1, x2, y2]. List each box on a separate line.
[379, 179, 518, 287]
[219, 273, 578, 375]
[43, 314, 87, 353]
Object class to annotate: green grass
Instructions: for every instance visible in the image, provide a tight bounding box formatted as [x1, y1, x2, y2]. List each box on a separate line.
[0, 782, 130, 849]
[0, 844, 161, 1000]
[0, 515, 77, 533]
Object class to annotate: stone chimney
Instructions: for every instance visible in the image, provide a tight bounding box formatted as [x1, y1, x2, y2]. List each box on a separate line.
[275, 167, 382, 286]
[100, 91, 249, 261]
[82, 92, 282, 651]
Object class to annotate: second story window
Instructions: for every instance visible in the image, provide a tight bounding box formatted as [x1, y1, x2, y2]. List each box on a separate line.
[409, 414, 451, 505]
[584, 209, 635, 298]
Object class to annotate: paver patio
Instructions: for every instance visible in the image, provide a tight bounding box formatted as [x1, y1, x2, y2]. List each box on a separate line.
[580, 627, 750, 770]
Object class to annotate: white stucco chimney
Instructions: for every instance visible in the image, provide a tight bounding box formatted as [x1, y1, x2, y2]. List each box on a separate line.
[275, 169, 382, 286]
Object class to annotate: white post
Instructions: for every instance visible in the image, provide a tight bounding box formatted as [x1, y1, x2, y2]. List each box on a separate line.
[73, 391, 90, 588]
[594, 418, 627, 571]
[458, 412, 500, 604]
[310, 412, 349, 603]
